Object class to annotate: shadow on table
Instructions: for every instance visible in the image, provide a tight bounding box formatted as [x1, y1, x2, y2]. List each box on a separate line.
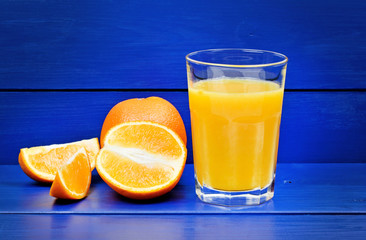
[28, 181, 52, 187]
[112, 188, 177, 205]
[53, 198, 84, 206]
[91, 171, 103, 184]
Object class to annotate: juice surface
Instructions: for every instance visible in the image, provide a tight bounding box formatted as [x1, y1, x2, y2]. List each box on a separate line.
[189, 78, 284, 191]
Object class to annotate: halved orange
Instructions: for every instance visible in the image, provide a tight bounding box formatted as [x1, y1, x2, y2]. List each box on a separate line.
[19, 138, 100, 183]
[100, 97, 187, 147]
[96, 121, 187, 200]
[50, 148, 91, 199]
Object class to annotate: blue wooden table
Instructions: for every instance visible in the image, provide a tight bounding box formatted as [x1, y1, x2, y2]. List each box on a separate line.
[1, 0, 366, 239]
[1, 164, 366, 239]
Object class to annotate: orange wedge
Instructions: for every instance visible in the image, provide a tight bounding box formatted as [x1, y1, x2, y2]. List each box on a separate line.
[19, 138, 100, 183]
[96, 122, 187, 200]
[50, 148, 91, 199]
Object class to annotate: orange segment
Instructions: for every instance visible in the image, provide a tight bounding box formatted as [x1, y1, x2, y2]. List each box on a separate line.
[19, 138, 100, 183]
[96, 122, 187, 200]
[50, 148, 91, 200]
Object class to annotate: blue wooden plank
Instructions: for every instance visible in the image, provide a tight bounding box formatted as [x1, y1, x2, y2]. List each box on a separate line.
[1, 91, 366, 164]
[0, 0, 365, 89]
[0, 214, 365, 240]
[0, 164, 365, 214]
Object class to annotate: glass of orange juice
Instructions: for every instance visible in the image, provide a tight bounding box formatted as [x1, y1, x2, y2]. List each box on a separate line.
[186, 49, 288, 206]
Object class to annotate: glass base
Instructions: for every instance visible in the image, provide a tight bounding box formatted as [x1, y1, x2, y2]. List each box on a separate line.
[195, 177, 275, 206]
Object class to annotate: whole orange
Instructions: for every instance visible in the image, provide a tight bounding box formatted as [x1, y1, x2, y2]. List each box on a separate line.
[100, 97, 187, 147]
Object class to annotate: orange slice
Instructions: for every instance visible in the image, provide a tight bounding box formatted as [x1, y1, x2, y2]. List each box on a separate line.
[96, 122, 187, 200]
[19, 138, 100, 183]
[50, 148, 91, 199]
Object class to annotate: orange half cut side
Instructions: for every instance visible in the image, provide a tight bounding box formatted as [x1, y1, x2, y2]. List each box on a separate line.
[96, 122, 187, 200]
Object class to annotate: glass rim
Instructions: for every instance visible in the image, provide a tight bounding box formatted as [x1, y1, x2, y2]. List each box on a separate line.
[186, 48, 288, 68]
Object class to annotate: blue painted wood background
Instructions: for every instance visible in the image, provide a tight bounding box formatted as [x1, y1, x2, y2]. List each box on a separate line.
[1, 0, 366, 164]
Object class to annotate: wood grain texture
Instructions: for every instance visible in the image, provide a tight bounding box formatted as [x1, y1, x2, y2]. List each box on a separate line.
[1, 91, 365, 164]
[0, 214, 365, 240]
[0, 0, 365, 89]
[0, 164, 366, 214]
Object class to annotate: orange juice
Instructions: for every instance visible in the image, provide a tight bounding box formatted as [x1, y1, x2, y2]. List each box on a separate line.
[189, 78, 284, 191]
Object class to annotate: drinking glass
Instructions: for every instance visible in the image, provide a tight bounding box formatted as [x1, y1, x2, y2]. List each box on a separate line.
[186, 49, 288, 206]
